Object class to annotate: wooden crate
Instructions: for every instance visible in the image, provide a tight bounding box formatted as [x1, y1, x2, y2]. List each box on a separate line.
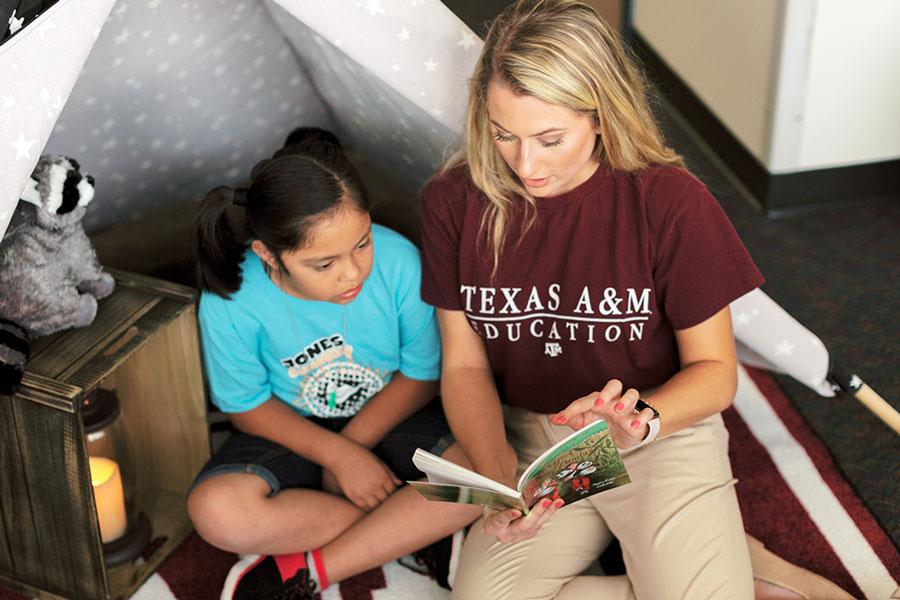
[0, 270, 211, 600]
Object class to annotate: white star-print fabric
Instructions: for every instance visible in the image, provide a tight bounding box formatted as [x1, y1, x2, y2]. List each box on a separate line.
[264, 0, 481, 211]
[731, 289, 836, 396]
[0, 0, 117, 237]
[0, 1, 836, 400]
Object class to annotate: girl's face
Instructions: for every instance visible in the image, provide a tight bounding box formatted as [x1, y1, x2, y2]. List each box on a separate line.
[255, 206, 374, 304]
[487, 79, 601, 198]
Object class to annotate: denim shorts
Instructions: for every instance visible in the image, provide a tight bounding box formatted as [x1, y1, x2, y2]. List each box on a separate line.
[190, 399, 452, 495]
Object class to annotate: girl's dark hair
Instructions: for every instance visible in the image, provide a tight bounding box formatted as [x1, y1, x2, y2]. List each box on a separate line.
[194, 127, 369, 297]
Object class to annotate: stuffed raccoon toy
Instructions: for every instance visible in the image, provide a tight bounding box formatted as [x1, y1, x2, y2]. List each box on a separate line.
[0, 155, 114, 394]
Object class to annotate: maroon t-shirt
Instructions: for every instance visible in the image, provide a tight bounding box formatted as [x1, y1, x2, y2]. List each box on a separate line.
[420, 163, 764, 414]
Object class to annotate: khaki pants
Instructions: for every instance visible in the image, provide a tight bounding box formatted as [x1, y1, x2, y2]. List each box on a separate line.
[451, 407, 754, 600]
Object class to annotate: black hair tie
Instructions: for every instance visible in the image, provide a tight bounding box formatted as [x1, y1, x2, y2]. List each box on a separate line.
[232, 187, 249, 207]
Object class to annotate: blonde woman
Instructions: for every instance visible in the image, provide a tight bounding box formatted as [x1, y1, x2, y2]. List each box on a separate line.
[419, 1, 853, 598]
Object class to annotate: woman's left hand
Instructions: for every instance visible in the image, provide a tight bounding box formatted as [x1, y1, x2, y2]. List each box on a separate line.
[550, 379, 656, 450]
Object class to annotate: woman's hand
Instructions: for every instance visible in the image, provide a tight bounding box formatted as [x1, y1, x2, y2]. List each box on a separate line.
[326, 440, 401, 511]
[550, 379, 656, 450]
[483, 497, 565, 543]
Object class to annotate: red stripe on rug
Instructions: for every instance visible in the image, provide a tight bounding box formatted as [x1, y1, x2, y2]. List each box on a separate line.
[336, 566, 388, 600]
[156, 532, 237, 599]
[744, 366, 900, 582]
[722, 404, 864, 597]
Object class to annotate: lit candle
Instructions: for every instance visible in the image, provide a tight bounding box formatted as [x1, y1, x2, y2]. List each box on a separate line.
[89, 457, 127, 543]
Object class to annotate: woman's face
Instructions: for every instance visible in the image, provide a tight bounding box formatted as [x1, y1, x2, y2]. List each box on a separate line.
[487, 79, 600, 198]
[255, 205, 374, 304]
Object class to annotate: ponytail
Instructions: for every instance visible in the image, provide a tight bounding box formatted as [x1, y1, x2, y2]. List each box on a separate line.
[193, 186, 252, 297]
[193, 127, 369, 299]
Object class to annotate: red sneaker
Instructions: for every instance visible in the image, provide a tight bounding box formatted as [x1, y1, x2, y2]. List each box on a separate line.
[221, 554, 319, 600]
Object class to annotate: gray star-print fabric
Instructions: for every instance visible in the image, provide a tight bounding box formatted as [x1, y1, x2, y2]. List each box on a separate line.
[1, 0, 482, 237]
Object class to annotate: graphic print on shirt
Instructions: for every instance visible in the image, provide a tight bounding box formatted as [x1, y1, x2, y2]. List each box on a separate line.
[460, 284, 653, 354]
[280, 334, 386, 418]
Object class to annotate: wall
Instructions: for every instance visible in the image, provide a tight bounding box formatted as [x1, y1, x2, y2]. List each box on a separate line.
[633, 0, 900, 174]
[797, 1, 900, 170]
[633, 0, 780, 165]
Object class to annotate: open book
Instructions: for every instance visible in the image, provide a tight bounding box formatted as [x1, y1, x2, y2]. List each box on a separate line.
[409, 419, 630, 512]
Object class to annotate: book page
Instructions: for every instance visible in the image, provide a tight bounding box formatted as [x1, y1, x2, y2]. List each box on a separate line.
[517, 419, 630, 508]
[412, 449, 521, 497]
[408, 481, 526, 511]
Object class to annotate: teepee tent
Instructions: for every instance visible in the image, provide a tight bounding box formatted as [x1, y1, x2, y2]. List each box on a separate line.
[1, 0, 479, 244]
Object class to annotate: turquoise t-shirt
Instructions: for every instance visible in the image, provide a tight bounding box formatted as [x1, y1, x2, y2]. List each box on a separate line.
[199, 224, 440, 418]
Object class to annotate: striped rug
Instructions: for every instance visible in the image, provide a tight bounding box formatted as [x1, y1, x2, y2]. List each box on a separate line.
[1, 366, 896, 599]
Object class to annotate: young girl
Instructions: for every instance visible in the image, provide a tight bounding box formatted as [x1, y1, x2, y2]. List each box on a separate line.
[419, 1, 853, 599]
[188, 128, 479, 599]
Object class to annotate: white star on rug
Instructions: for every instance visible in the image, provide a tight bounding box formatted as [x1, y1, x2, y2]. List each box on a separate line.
[398, 27, 411, 41]
[11, 132, 37, 160]
[424, 58, 438, 72]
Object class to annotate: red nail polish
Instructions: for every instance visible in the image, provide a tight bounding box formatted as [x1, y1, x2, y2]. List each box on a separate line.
[542, 499, 552, 508]
[631, 420, 640, 429]
[594, 397, 604, 407]
[554, 499, 565, 508]
[614, 402, 624, 412]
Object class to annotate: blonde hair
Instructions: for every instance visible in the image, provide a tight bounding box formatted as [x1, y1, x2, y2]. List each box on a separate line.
[445, 0, 683, 272]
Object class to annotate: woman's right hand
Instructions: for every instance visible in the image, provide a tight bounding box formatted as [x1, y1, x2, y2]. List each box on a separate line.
[483, 497, 565, 543]
[327, 440, 401, 511]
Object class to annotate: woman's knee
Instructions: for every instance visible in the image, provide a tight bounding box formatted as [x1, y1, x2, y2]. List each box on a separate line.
[187, 475, 269, 551]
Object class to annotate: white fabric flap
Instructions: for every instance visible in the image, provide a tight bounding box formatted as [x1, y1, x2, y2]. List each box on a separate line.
[0, 0, 117, 239]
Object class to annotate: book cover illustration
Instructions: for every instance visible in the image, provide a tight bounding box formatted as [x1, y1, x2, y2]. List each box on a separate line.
[519, 419, 631, 508]
[409, 419, 630, 511]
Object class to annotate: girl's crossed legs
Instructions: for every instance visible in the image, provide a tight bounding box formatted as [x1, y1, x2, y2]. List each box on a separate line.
[188, 401, 480, 585]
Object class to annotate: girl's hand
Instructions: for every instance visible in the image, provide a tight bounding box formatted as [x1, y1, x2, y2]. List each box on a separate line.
[321, 468, 342, 497]
[550, 379, 657, 450]
[483, 497, 565, 544]
[328, 441, 402, 511]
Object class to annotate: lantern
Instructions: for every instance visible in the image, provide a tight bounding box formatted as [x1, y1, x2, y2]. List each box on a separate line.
[83, 388, 151, 566]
